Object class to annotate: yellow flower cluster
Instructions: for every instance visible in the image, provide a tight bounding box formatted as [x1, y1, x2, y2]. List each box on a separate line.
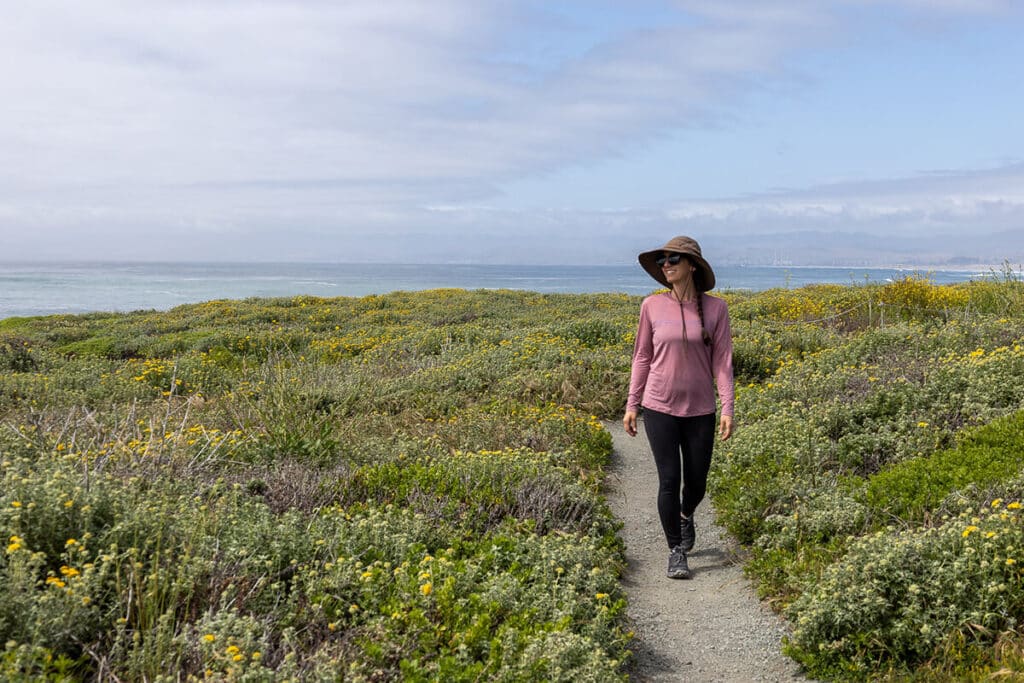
[7, 535, 24, 553]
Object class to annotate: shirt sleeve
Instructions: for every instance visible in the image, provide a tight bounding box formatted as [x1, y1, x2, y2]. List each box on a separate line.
[711, 301, 735, 417]
[626, 299, 653, 412]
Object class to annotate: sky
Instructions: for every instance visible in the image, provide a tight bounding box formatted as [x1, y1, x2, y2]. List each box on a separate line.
[1, 0, 1022, 266]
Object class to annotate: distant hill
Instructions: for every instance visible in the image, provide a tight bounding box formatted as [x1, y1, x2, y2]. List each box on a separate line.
[702, 228, 1024, 268]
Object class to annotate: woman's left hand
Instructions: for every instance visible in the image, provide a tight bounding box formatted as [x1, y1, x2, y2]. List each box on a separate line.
[719, 415, 733, 441]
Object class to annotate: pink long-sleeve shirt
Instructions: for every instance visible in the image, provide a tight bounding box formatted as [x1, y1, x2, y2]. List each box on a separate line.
[627, 292, 735, 418]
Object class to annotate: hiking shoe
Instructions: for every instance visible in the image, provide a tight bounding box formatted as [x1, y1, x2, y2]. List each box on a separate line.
[679, 513, 696, 553]
[667, 545, 691, 580]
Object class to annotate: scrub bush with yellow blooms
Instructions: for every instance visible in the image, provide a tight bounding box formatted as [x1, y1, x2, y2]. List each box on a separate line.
[0, 289, 633, 681]
[2, 273, 1023, 680]
[712, 271, 1024, 679]
[785, 497, 1024, 678]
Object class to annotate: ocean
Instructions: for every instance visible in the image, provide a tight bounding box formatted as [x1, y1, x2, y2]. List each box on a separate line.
[0, 261, 992, 320]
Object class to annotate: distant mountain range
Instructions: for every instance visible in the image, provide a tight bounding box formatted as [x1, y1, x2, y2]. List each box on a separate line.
[702, 229, 1024, 269]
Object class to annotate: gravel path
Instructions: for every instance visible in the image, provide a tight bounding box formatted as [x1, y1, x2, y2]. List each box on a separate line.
[603, 418, 808, 683]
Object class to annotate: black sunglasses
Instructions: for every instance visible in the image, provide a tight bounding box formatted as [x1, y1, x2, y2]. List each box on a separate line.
[655, 253, 685, 266]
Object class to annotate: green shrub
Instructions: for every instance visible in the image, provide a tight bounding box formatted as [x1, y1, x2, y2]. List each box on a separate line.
[342, 450, 614, 536]
[785, 501, 1024, 678]
[5, 278, 1024, 680]
[865, 410, 1024, 523]
[0, 337, 39, 373]
[562, 319, 623, 349]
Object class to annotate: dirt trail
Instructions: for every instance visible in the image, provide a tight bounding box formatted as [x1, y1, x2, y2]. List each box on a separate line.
[603, 419, 807, 682]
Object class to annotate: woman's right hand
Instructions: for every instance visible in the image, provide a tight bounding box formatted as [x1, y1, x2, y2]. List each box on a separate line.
[623, 409, 638, 437]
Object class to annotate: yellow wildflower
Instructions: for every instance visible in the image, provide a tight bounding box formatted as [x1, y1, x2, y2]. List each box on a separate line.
[420, 582, 433, 596]
[963, 525, 979, 538]
[203, 634, 216, 643]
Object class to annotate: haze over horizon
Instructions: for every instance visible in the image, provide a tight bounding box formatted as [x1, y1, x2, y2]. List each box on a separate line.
[1, 2, 1022, 267]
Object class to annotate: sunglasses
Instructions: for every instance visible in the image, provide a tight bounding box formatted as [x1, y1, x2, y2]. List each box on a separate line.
[655, 253, 685, 266]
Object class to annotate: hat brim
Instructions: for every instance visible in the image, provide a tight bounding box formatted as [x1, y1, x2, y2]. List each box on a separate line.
[638, 249, 716, 291]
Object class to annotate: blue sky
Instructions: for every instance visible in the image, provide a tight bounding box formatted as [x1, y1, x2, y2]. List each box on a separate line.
[1, 1, 1022, 266]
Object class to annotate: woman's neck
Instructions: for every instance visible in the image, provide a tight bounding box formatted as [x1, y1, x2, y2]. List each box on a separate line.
[671, 283, 697, 302]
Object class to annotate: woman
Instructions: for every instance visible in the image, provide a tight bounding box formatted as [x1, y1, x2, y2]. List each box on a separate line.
[623, 236, 735, 580]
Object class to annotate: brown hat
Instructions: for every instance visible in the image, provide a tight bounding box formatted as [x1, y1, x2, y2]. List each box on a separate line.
[638, 236, 716, 291]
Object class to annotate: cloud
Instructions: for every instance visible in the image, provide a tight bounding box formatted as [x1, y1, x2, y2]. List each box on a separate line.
[4, 162, 1021, 265]
[666, 162, 1024, 231]
[0, 1, 1020, 264]
[0, 2, 820, 192]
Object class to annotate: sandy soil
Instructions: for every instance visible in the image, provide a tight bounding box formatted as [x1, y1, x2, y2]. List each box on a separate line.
[603, 418, 808, 682]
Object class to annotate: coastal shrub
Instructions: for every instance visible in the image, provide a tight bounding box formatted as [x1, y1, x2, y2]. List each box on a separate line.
[1, 449, 627, 681]
[878, 274, 967, 320]
[730, 333, 779, 382]
[5, 278, 1024, 680]
[715, 320, 1024, 549]
[757, 486, 867, 552]
[0, 337, 39, 373]
[562, 319, 624, 349]
[417, 402, 613, 470]
[54, 335, 123, 359]
[342, 450, 613, 535]
[711, 411, 809, 544]
[957, 263, 1024, 316]
[865, 410, 1024, 523]
[710, 305, 1024, 656]
[785, 500, 1024, 679]
[0, 288, 638, 680]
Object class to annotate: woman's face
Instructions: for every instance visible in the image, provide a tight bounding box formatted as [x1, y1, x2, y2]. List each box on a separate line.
[660, 253, 695, 287]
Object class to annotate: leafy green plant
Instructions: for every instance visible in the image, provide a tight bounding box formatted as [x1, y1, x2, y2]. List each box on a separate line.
[3, 276, 1023, 680]
[865, 409, 1024, 523]
[785, 500, 1024, 678]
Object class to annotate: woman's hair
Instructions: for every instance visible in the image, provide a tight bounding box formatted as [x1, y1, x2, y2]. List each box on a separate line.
[684, 256, 712, 345]
[696, 293, 711, 345]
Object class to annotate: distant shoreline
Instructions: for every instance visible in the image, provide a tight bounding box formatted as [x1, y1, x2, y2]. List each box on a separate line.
[0, 259, 1018, 272]
[0, 261, 1009, 320]
[723, 263, 1009, 273]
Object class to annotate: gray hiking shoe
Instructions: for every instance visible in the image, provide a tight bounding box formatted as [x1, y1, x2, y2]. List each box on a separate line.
[667, 545, 691, 579]
[679, 513, 696, 553]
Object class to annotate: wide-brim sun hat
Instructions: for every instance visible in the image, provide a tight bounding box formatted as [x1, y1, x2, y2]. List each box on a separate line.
[638, 236, 716, 291]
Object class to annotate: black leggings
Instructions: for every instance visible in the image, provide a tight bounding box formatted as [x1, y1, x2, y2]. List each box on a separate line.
[642, 408, 716, 549]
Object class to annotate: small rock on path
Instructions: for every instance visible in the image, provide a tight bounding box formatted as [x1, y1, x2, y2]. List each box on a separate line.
[603, 419, 808, 683]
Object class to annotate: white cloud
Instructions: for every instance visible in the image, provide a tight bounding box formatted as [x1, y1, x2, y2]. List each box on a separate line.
[0, 1, 814, 193]
[0, 1, 1021, 263]
[666, 163, 1024, 230]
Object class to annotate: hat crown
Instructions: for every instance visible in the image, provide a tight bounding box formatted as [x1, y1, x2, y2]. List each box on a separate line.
[662, 236, 702, 257]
